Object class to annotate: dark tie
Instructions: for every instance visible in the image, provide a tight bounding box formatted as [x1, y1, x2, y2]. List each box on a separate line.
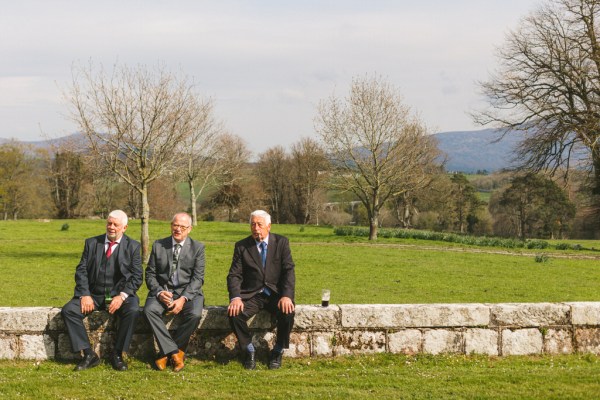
[259, 241, 267, 268]
[106, 241, 117, 258]
[170, 243, 181, 284]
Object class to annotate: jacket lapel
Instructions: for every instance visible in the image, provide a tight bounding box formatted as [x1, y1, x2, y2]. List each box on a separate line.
[93, 236, 105, 282]
[247, 237, 263, 271]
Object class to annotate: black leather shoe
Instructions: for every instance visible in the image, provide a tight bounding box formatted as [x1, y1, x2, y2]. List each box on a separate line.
[268, 350, 283, 370]
[243, 351, 256, 370]
[110, 353, 128, 371]
[75, 352, 101, 371]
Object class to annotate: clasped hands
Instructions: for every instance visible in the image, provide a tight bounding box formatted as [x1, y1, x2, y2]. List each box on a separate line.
[159, 290, 185, 314]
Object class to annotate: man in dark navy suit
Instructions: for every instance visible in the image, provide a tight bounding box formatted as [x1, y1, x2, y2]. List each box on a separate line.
[227, 210, 296, 370]
[144, 212, 205, 372]
[61, 210, 142, 371]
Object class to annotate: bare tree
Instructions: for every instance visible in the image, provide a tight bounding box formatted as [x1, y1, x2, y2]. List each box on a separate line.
[315, 75, 441, 240]
[209, 133, 252, 222]
[178, 97, 223, 226]
[67, 62, 202, 261]
[290, 137, 329, 224]
[256, 146, 293, 224]
[0, 142, 44, 219]
[475, 0, 600, 223]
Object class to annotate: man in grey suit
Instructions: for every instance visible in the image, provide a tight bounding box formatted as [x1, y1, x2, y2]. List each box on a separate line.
[62, 209, 142, 371]
[143, 212, 205, 372]
[227, 210, 296, 370]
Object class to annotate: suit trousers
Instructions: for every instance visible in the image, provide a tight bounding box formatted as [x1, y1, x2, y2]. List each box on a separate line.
[143, 295, 203, 355]
[61, 295, 140, 353]
[229, 293, 295, 351]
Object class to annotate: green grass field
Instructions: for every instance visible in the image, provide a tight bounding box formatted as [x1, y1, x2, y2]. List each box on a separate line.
[1, 219, 599, 307]
[2, 219, 600, 398]
[1, 354, 599, 399]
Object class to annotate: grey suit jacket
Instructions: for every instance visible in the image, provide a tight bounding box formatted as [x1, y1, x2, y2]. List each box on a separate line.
[145, 236, 205, 301]
[227, 233, 295, 301]
[73, 234, 142, 298]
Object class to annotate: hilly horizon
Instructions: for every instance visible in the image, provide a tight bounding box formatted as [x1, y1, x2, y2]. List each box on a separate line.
[1, 128, 522, 173]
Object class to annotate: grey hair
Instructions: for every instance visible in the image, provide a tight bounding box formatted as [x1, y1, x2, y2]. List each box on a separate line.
[108, 209, 128, 226]
[171, 212, 192, 226]
[250, 210, 271, 225]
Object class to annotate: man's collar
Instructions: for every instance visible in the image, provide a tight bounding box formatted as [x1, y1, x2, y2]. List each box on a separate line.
[105, 235, 122, 244]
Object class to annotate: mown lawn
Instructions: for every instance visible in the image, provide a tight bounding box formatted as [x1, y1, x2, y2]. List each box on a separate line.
[1, 354, 599, 399]
[2, 219, 600, 398]
[1, 219, 600, 306]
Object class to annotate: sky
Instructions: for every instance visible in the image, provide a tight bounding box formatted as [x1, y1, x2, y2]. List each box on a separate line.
[0, 0, 541, 155]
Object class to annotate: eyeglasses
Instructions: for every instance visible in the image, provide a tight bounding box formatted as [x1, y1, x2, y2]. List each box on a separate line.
[171, 224, 189, 230]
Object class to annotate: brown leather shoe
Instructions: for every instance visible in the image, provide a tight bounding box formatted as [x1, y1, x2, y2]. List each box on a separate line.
[171, 350, 185, 372]
[155, 355, 168, 371]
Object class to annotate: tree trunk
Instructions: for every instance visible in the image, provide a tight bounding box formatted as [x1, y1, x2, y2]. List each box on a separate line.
[189, 180, 198, 226]
[369, 214, 378, 240]
[140, 184, 150, 263]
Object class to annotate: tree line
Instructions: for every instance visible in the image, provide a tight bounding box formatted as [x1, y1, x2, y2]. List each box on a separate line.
[3, 0, 600, 259]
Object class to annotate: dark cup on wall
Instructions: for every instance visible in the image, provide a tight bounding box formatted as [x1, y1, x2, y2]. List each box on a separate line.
[321, 289, 330, 307]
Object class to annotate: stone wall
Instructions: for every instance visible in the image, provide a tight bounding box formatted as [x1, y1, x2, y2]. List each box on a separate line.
[2, 302, 600, 361]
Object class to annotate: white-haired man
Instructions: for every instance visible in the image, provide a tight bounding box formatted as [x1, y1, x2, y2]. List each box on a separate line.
[62, 210, 142, 371]
[227, 210, 296, 370]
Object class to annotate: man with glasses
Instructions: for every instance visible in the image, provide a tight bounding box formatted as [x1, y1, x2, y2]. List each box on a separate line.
[143, 212, 205, 372]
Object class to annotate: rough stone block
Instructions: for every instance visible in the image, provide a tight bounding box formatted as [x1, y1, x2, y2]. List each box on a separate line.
[0, 336, 18, 359]
[47, 308, 65, 331]
[574, 328, 600, 354]
[19, 334, 55, 360]
[128, 333, 154, 359]
[56, 333, 78, 360]
[187, 331, 238, 361]
[197, 307, 272, 330]
[568, 302, 600, 326]
[543, 328, 573, 354]
[423, 329, 463, 355]
[388, 329, 422, 355]
[0, 307, 53, 331]
[311, 332, 334, 356]
[333, 330, 386, 355]
[464, 329, 498, 355]
[286, 332, 311, 358]
[340, 304, 489, 328]
[501, 328, 543, 355]
[492, 303, 569, 327]
[294, 305, 339, 330]
[85, 311, 116, 331]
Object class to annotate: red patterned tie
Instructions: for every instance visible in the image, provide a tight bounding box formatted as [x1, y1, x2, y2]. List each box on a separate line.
[106, 241, 117, 258]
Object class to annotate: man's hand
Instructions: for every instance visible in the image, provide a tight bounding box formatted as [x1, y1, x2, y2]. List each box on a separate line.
[158, 290, 174, 307]
[228, 297, 244, 317]
[168, 297, 186, 315]
[108, 295, 123, 314]
[80, 296, 95, 314]
[278, 296, 295, 314]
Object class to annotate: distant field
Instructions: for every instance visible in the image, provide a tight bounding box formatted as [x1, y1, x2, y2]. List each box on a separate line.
[1, 219, 600, 307]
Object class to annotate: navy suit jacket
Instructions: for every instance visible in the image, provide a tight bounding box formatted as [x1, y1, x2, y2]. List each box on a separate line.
[227, 233, 295, 301]
[145, 236, 205, 301]
[73, 234, 142, 298]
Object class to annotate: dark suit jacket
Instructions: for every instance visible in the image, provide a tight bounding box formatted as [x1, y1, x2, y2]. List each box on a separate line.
[73, 234, 143, 298]
[227, 233, 295, 301]
[145, 236, 205, 301]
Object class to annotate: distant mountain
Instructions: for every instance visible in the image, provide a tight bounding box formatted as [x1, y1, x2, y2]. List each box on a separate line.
[2, 129, 521, 173]
[0, 133, 86, 150]
[433, 128, 521, 173]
